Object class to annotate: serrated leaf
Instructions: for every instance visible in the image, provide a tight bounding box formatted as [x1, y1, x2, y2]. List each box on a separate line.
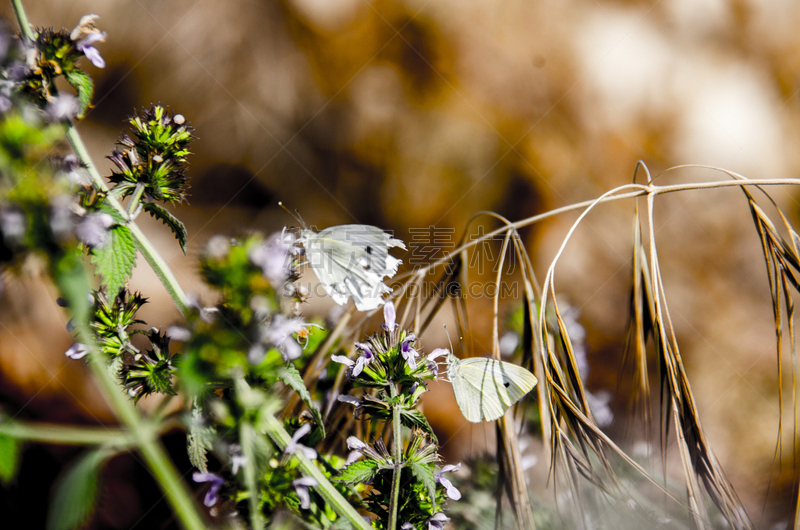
[335, 459, 380, 486]
[64, 69, 93, 119]
[0, 433, 20, 484]
[278, 364, 325, 438]
[399, 409, 437, 444]
[410, 462, 436, 506]
[46, 449, 109, 530]
[142, 202, 187, 254]
[187, 399, 215, 473]
[90, 225, 136, 296]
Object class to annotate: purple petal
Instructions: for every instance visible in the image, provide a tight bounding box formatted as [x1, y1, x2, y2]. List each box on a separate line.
[337, 395, 361, 407]
[65, 343, 89, 360]
[439, 476, 461, 500]
[383, 301, 397, 329]
[81, 45, 105, 68]
[346, 436, 366, 452]
[331, 354, 354, 367]
[290, 423, 311, 444]
[78, 31, 106, 48]
[353, 356, 367, 376]
[427, 348, 449, 362]
[293, 476, 317, 510]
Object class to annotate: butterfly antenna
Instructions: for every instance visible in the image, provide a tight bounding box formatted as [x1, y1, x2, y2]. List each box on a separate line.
[277, 201, 307, 229]
[444, 324, 455, 353]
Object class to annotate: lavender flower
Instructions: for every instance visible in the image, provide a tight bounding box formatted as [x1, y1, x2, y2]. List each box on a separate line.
[186, 294, 219, 324]
[65, 343, 89, 360]
[285, 423, 317, 460]
[75, 212, 114, 248]
[427, 513, 450, 530]
[337, 394, 362, 408]
[435, 463, 461, 500]
[426, 348, 449, 377]
[346, 436, 367, 452]
[401, 524, 415, 530]
[49, 196, 76, 241]
[401, 334, 418, 369]
[165, 326, 192, 342]
[383, 300, 399, 329]
[261, 314, 310, 361]
[44, 94, 79, 122]
[204, 235, 230, 260]
[228, 444, 247, 474]
[0, 207, 26, 245]
[71, 15, 106, 69]
[352, 342, 374, 376]
[293, 476, 317, 510]
[192, 472, 224, 507]
[248, 230, 296, 286]
[59, 154, 91, 187]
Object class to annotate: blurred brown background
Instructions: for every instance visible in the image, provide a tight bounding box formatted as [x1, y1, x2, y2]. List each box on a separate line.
[2, 0, 800, 527]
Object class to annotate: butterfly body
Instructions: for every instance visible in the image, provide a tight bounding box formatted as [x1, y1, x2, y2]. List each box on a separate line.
[300, 225, 405, 311]
[447, 352, 537, 423]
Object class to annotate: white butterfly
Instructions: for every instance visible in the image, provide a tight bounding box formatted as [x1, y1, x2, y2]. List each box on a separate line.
[299, 224, 406, 312]
[447, 351, 537, 423]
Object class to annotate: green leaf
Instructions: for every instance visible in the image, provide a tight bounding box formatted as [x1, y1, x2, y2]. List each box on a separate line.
[335, 459, 380, 486]
[142, 202, 188, 254]
[52, 250, 91, 326]
[409, 462, 436, 507]
[91, 225, 137, 295]
[0, 433, 20, 484]
[64, 69, 93, 119]
[46, 449, 109, 530]
[278, 364, 325, 438]
[187, 399, 215, 473]
[399, 409, 437, 444]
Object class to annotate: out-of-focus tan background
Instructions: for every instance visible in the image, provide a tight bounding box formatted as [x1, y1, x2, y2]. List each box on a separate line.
[2, 0, 800, 526]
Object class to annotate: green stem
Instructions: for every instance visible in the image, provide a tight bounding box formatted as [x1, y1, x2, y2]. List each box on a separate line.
[0, 419, 133, 446]
[263, 414, 372, 530]
[240, 422, 265, 530]
[128, 182, 146, 217]
[11, 0, 32, 40]
[387, 384, 403, 530]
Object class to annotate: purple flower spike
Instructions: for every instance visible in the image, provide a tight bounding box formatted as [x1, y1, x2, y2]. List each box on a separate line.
[435, 463, 462, 500]
[192, 472, 224, 507]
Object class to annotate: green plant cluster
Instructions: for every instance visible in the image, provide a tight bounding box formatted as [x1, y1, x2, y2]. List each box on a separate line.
[108, 105, 194, 205]
[21, 27, 93, 117]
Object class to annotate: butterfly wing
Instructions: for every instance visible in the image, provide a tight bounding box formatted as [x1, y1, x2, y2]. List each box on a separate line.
[451, 356, 537, 422]
[302, 225, 405, 311]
